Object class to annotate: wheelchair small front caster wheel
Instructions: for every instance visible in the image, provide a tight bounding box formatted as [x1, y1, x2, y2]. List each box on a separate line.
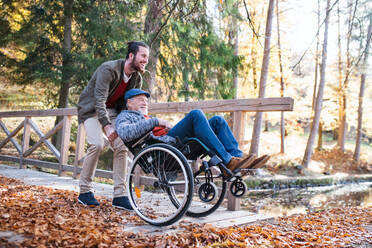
[230, 179, 247, 198]
[153, 181, 159, 188]
[198, 182, 218, 202]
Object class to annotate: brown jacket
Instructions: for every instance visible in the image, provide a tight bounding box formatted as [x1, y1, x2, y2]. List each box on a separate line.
[77, 59, 142, 126]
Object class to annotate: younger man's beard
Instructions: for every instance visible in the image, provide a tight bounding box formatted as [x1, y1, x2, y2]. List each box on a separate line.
[130, 54, 145, 73]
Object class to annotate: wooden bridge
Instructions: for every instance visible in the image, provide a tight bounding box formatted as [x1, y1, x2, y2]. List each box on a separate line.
[0, 97, 293, 211]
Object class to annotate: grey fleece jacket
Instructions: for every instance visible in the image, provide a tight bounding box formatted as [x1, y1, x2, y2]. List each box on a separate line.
[115, 110, 176, 145]
[77, 59, 142, 127]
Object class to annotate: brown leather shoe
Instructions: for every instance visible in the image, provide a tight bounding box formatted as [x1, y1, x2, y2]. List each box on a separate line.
[239, 154, 257, 169]
[247, 155, 270, 169]
[226, 157, 245, 172]
[224, 157, 251, 178]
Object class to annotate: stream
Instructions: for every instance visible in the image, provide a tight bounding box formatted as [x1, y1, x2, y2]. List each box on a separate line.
[240, 182, 372, 217]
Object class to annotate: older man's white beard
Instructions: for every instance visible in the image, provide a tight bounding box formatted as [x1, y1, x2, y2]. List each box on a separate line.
[138, 108, 148, 115]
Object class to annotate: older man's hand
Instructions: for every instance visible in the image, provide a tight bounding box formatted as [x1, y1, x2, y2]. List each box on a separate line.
[157, 118, 173, 130]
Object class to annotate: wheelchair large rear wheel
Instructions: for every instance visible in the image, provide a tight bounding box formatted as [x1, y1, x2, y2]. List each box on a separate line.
[127, 144, 193, 226]
[186, 164, 227, 218]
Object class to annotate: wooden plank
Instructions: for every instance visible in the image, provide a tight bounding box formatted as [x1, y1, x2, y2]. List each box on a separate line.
[94, 168, 113, 179]
[195, 208, 253, 223]
[0, 155, 21, 163]
[0, 97, 294, 118]
[0, 155, 113, 179]
[149, 97, 294, 114]
[209, 213, 272, 227]
[26, 119, 61, 159]
[139, 175, 157, 185]
[59, 115, 72, 176]
[0, 108, 77, 118]
[73, 123, 86, 179]
[0, 120, 22, 154]
[20, 117, 31, 169]
[0, 155, 60, 170]
[185, 207, 273, 227]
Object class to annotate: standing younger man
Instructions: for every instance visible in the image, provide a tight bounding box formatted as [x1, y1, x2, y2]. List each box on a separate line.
[77, 41, 149, 210]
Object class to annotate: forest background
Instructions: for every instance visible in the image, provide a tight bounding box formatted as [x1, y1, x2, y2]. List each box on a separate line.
[0, 0, 371, 173]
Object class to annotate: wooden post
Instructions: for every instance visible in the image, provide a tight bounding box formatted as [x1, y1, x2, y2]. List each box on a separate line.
[73, 123, 86, 179]
[233, 111, 245, 147]
[133, 166, 141, 188]
[20, 117, 31, 169]
[59, 115, 72, 176]
[227, 111, 245, 211]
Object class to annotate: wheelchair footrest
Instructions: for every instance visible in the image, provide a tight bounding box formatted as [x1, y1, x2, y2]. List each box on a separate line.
[239, 168, 259, 178]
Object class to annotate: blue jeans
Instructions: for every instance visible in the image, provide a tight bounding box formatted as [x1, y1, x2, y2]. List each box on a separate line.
[167, 109, 243, 164]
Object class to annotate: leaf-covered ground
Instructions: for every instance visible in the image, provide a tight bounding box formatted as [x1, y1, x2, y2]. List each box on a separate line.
[0, 176, 371, 247]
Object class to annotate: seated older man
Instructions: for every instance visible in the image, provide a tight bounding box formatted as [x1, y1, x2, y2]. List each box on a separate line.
[115, 89, 270, 175]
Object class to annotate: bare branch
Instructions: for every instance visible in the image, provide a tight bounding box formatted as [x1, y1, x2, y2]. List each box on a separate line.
[290, 0, 340, 70]
[150, 0, 181, 46]
[342, 29, 372, 83]
[178, 0, 199, 20]
[243, 0, 262, 47]
[158, 0, 174, 13]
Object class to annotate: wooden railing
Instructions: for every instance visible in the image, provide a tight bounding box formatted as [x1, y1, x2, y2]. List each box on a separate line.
[0, 97, 293, 210]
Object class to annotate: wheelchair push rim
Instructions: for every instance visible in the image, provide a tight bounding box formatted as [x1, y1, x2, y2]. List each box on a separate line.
[127, 144, 194, 226]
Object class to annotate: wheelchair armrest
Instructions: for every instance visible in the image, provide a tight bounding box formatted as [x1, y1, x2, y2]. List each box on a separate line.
[127, 130, 153, 148]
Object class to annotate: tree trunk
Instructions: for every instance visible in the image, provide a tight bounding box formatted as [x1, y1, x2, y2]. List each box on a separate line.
[354, 15, 372, 161]
[231, 12, 239, 137]
[250, 8, 263, 91]
[302, 0, 331, 168]
[312, 0, 321, 151]
[249, 0, 274, 156]
[233, 32, 239, 99]
[338, 0, 358, 151]
[264, 113, 269, 132]
[59, 0, 73, 110]
[251, 33, 258, 90]
[312, 0, 321, 111]
[317, 121, 323, 151]
[231, 0, 239, 100]
[53, 0, 73, 148]
[276, 0, 285, 153]
[182, 68, 190, 101]
[144, 0, 165, 98]
[337, 1, 344, 151]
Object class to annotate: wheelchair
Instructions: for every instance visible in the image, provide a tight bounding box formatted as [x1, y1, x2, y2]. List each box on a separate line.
[125, 131, 253, 226]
